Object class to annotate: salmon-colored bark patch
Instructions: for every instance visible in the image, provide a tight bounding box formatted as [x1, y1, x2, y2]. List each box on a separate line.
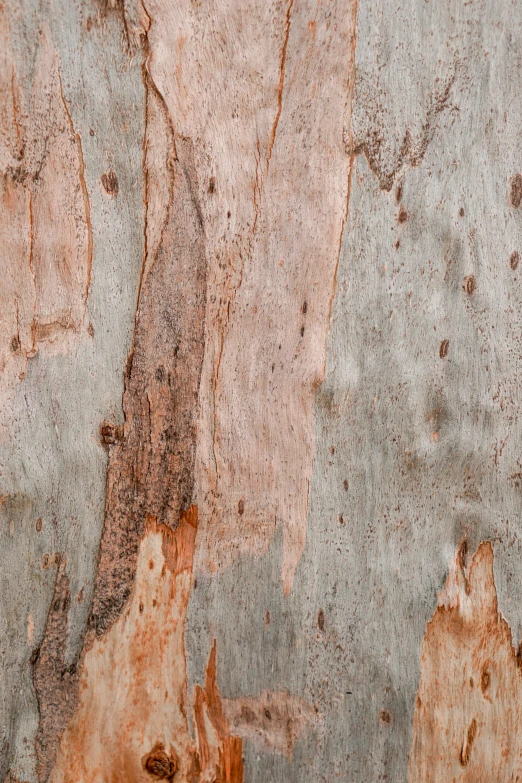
[409, 542, 522, 782]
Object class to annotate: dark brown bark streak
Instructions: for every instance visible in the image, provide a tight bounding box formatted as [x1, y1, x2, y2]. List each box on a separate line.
[89, 50, 207, 637]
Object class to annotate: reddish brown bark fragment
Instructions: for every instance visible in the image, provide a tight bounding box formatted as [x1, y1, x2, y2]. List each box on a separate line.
[33, 561, 79, 783]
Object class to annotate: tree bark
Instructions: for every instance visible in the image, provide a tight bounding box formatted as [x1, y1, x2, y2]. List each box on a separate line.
[1, 1, 522, 781]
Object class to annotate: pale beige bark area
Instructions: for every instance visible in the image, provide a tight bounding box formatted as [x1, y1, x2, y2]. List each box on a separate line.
[409, 543, 522, 782]
[130, 0, 357, 593]
[0, 8, 91, 436]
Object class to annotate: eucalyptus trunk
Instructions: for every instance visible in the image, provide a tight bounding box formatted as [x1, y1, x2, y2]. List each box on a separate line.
[1, 1, 521, 782]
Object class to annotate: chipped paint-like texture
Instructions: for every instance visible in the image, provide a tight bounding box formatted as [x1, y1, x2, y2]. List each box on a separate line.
[409, 542, 522, 782]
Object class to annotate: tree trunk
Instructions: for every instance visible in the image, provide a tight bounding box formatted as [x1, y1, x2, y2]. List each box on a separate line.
[1, 0, 521, 781]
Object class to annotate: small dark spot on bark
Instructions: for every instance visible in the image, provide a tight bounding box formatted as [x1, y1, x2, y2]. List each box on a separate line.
[86, 16, 93, 32]
[143, 745, 178, 779]
[317, 609, 325, 631]
[149, 559, 154, 570]
[338, 513, 345, 526]
[100, 422, 123, 447]
[42, 554, 50, 569]
[193, 580, 197, 590]
[87, 322, 95, 338]
[330, 445, 335, 455]
[395, 183, 403, 203]
[464, 275, 476, 295]
[271, 363, 275, 372]
[139, 603, 144, 613]
[54, 552, 62, 566]
[379, 709, 391, 725]
[459, 207, 465, 217]
[10, 335, 20, 353]
[264, 709, 272, 720]
[394, 239, 400, 250]
[343, 479, 348, 491]
[30, 647, 40, 666]
[238, 498, 245, 516]
[517, 642, 522, 668]
[398, 206, 408, 223]
[302, 300, 308, 315]
[101, 170, 119, 198]
[439, 339, 449, 359]
[264, 610, 271, 625]
[155, 366, 165, 382]
[300, 325, 305, 337]
[36, 517, 43, 532]
[511, 174, 522, 208]
[89, 128, 95, 137]
[469, 677, 474, 688]
[241, 706, 257, 723]
[227, 210, 231, 218]
[208, 176, 216, 193]
[510, 251, 519, 270]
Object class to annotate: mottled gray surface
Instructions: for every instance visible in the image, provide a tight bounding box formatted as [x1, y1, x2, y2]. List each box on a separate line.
[3, 0, 522, 781]
[0, 3, 144, 780]
[188, 1, 522, 781]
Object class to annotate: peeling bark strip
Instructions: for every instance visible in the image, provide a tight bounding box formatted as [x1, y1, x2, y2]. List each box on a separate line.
[120, 0, 358, 593]
[0, 10, 92, 434]
[409, 542, 522, 782]
[89, 71, 207, 636]
[50, 509, 243, 782]
[0, 10, 91, 429]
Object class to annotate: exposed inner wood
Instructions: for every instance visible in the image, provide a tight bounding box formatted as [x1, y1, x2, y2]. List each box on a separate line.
[50, 508, 243, 782]
[409, 542, 522, 782]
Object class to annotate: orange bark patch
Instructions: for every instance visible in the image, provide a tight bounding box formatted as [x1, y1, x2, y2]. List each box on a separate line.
[50, 508, 243, 783]
[408, 542, 522, 782]
[194, 642, 244, 783]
